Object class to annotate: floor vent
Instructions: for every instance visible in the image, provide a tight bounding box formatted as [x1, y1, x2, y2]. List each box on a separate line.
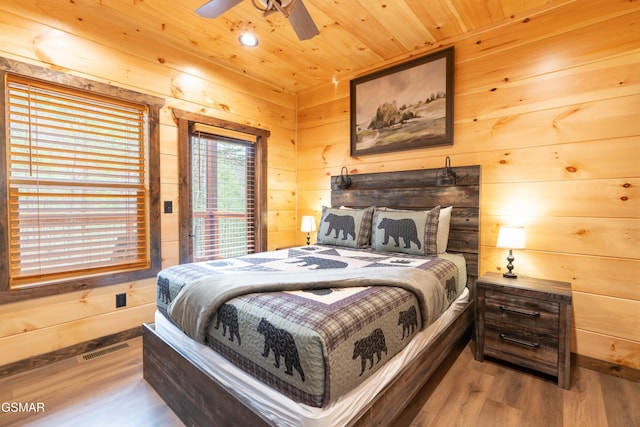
[77, 342, 130, 362]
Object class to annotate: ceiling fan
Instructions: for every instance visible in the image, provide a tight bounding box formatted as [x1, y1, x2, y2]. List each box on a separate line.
[196, 0, 320, 41]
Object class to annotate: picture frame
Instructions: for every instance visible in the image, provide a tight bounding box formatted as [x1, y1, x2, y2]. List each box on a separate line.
[350, 47, 454, 156]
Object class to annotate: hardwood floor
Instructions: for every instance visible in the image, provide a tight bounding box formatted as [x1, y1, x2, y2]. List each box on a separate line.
[0, 338, 180, 427]
[0, 337, 638, 427]
[392, 342, 640, 427]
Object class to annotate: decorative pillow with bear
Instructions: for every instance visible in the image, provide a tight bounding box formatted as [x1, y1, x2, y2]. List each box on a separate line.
[371, 206, 440, 256]
[377, 206, 452, 254]
[316, 206, 375, 248]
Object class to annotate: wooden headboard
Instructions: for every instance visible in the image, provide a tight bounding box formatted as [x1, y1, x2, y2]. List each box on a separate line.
[330, 165, 481, 287]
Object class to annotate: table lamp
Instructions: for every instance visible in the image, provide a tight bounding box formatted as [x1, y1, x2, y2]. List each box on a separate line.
[300, 216, 316, 247]
[496, 226, 525, 278]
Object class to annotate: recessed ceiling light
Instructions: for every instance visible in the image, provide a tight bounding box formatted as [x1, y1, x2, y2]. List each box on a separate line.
[239, 32, 258, 47]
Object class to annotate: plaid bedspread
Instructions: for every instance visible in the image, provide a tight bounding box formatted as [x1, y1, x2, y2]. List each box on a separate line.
[156, 245, 463, 407]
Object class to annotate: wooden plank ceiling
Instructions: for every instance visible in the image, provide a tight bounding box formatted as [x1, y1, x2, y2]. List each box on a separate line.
[1, 0, 572, 94]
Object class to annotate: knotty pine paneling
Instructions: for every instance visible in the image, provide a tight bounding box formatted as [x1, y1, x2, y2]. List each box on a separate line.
[455, 95, 640, 151]
[0, 7, 297, 366]
[0, 279, 155, 339]
[0, 278, 156, 366]
[268, 169, 297, 191]
[482, 180, 638, 218]
[0, 304, 156, 366]
[0, 3, 298, 114]
[161, 241, 180, 271]
[575, 329, 640, 370]
[160, 214, 179, 249]
[297, 1, 640, 369]
[481, 249, 640, 302]
[572, 292, 640, 343]
[481, 215, 639, 260]
[298, 93, 640, 167]
[479, 137, 640, 182]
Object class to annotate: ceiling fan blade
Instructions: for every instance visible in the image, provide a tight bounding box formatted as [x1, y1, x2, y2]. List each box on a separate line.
[196, 0, 243, 19]
[287, 0, 319, 40]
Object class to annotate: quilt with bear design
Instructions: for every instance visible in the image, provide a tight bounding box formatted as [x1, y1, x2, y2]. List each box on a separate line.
[156, 245, 464, 407]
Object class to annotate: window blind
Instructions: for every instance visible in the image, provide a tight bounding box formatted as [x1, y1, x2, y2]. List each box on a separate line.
[191, 129, 255, 261]
[6, 74, 149, 287]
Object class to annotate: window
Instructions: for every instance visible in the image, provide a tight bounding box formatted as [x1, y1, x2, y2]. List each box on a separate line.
[173, 109, 268, 264]
[191, 126, 256, 261]
[0, 60, 163, 300]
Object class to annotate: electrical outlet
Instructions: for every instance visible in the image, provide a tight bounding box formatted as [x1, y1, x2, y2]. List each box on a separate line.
[115, 293, 126, 308]
[164, 200, 173, 214]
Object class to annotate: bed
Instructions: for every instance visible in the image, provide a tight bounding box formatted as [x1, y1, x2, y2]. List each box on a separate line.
[143, 165, 480, 426]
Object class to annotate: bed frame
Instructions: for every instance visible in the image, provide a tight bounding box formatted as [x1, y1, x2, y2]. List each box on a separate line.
[143, 165, 480, 426]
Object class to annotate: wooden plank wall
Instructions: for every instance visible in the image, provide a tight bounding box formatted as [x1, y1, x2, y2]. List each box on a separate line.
[0, 7, 297, 366]
[296, 1, 640, 369]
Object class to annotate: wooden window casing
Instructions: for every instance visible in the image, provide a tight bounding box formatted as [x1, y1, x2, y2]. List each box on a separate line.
[0, 59, 164, 303]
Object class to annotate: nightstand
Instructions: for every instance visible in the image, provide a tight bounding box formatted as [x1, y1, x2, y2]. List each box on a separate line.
[475, 272, 572, 389]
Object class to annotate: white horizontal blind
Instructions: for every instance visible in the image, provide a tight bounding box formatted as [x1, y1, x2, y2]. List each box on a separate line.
[6, 74, 149, 287]
[191, 129, 255, 261]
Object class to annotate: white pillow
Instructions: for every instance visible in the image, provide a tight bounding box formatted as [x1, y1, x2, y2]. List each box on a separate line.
[437, 206, 452, 254]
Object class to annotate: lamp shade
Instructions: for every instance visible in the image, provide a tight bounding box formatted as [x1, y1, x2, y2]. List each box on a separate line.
[300, 216, 316, 233]
[496, 226, 525, 249]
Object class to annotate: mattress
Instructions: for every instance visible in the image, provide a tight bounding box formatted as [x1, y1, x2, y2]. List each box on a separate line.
[155, 246, 467, 408]
[154, 287, 468, 427]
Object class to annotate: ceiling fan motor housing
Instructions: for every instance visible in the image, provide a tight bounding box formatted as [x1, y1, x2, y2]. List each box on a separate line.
[255, 0, 296, 12]
[257, 0, 295, 7]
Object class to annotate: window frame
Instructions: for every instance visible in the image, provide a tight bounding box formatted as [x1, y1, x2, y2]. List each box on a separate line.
[173, 109, 269, 264]
[0, 58, 164, 304]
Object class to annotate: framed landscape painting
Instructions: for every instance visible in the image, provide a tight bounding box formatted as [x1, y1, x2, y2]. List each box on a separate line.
[350, 47, 454, 156]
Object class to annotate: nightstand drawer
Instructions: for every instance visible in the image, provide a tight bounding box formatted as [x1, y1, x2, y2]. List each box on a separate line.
[484, 327, 559, 368]
[484, 290, 559, 334]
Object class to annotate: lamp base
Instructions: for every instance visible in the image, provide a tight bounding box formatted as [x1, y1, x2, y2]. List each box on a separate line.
[503, 249, 518, 278]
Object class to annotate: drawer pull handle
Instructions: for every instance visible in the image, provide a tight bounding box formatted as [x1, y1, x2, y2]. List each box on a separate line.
[499, 305, 540, 317]
[500, 333, 540, 348]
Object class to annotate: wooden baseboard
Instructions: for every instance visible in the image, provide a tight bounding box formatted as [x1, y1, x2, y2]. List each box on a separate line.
[573, 353, 640, 383]
[0, 326, 142, 379]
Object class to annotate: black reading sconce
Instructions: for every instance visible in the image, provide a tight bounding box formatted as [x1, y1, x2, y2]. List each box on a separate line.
[436, 156, 457, 186]
[332, 166, 351, 190]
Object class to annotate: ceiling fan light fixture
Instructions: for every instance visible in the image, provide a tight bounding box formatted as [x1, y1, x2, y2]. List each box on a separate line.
[238, 32, 259, 47]
[198, 0, 318, 41]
